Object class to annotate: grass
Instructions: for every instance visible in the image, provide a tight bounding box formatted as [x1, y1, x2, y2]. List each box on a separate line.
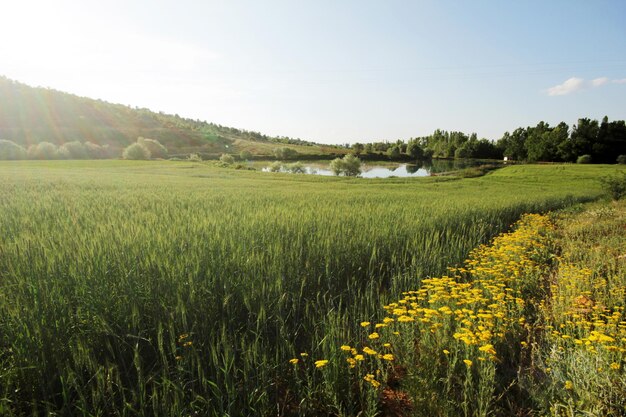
[0, 161, 623, 416]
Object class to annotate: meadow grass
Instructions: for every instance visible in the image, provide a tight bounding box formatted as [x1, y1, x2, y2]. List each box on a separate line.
[0, 161, 622, 416]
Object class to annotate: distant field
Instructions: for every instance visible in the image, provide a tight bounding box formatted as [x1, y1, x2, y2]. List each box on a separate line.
[0, 161, 623, 416]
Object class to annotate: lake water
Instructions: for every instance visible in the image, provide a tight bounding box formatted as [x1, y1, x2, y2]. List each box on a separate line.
[262, 159, 492, 178]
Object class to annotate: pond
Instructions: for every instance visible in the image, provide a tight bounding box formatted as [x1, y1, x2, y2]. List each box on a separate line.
[262, 159, 496, 178]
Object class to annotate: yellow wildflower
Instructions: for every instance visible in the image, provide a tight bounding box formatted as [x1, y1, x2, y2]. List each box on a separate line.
[314, 360, 329, 368]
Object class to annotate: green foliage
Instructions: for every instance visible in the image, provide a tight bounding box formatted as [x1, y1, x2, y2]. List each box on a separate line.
[268, 161, 282, 172]
[0, 139, 26, 159]
[406, 141, 425, 160]
[137, 137, 168, 159]
[122, 142, 151, 160]
[617, 154, 626, 164]
[239, 150, 252, 160]
[330, 154, 362, 176]
[273, 146, 299, 160]
[0, 161, 618, 416]
[387, 145, 401, 159]
[351, 142, 365, 155]
[600, 173, 626, 200]
[58, 141, 88, 159]
[576, 154, 592, 164]
[286, 161, 306, 174]
[27, 142, 58, 159]
[84, 141, 112, 159]
[219, 153, 235, 164]
[187, 153, 202, 162]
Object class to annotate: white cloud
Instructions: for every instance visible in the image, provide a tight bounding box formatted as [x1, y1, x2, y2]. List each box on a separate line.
[547, 76, 625, 96]
[547, 77, 584, 96]
[591, 77, 609, 87]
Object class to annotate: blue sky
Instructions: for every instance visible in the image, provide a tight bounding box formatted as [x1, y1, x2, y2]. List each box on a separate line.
[1, 0, 625, 143]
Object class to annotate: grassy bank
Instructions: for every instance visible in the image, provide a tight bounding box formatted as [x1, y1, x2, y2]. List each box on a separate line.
[0, 161, 622, 416]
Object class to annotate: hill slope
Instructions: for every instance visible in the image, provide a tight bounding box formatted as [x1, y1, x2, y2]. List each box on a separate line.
[0, 76, 343, 157]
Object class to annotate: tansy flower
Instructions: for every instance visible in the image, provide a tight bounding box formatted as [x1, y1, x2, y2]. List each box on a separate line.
[564, 380, 573, 390]
[289, 358, 299, 365]
[368, 332, 380, 340]
[340, 345, 351, 351]
[363, 347, 377, 355]
[314, 360, 329, 368]
[360, 321, 371, 327]
[463, 359, 473, 367]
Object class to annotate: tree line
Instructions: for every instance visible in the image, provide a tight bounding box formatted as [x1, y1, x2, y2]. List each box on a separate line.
[349, 116, 626, 163]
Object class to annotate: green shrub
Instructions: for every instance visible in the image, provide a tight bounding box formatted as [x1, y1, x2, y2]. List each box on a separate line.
[330, 154, 362, 176]
[187, 153, 202, 162]
[0, 139, 27, 160]
[240, 150, 252, 161]
[219, 153, 235, 164]
[27, 142, 59, 159]
[600, 173, 626, 200]
[84, 142, 110, 159]
[273, 147, 298, 160]
[58, 141, 88, 159]
[137, 137, 168, 159]
[286, 162, 306, 174]
[122, 143, 151, 160]
[617, 155, 626, 164]
[576, 154, 592, 164]
[268, 161, 282, 172]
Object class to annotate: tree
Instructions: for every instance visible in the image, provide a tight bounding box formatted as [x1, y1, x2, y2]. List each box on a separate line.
[387, 145, 401, 159]
[0, 139, 27, 160]
[273, 147, 298, 160]
[137, 137, 168, 159]
[240, 150, 252, 160]
[329, 154, 362, 176]
[558, 118, 597, 162]
[219, 153, 235, 164]
[58, 141, 87, 159]
[406, 141, 424, 160]
[526, 122, 567, 162]
[27, 142, 58, 159]
[497, 128, 527, 161]
[123, 143, 151, 160]
[351, 143, 365, 155]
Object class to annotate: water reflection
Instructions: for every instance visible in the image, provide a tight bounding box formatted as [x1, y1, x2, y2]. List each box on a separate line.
[263, 159, 494, 178]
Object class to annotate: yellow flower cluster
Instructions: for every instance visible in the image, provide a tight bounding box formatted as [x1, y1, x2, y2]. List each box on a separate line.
[542, 262, 626, 361]
[339, 213, 555, 388]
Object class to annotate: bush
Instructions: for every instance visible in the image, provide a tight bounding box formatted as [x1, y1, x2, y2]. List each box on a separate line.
[600, 173, 626, 201]
[273, 147, 298, 160]
[58, 141, 88, 159]
[122, 143, 151, 160]
[137, 137, 168, 159]
[577, 154, 592, 164]
[187, 153, 202, 162]
[240, 150, 252, 161]
[330, 154, 362, 176]
[0, 139, 27, 160]
[219, 154, 235, 165]
[617, 155, 626, 165]
[268, 161, 282, 172]
[286, 162, 306, 174]
[27, 142, 59, 159]
[84, 142, 110, 159]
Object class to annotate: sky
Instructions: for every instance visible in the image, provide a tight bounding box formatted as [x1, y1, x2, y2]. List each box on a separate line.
[1, 0, 625, 144]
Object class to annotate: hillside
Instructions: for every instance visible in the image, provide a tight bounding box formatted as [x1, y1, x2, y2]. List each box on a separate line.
[0, 76, 344, 157]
